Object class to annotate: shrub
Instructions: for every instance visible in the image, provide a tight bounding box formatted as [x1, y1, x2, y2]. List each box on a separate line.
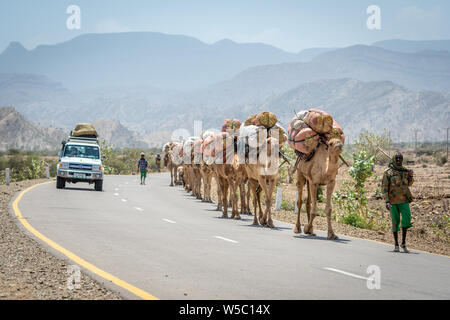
[333, 150, 385, 230]
[434, 154, 447, 166]
[431, 214, 450, 243]
[281, 200, 295, 212]
[354, 130, 392, 165]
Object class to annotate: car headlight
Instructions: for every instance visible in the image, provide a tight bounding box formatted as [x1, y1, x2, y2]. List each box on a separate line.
[58, 162, 69, 169]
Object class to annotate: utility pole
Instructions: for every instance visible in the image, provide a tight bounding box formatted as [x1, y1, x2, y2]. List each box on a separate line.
[447, 127, 449, 161]
[388, 131, 391, 153]
[414, 129, 419, 150]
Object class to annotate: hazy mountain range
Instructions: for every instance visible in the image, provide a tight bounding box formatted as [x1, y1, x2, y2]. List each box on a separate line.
[0, 32, 314, 91]
[0, 33, 449, 149]
[372, 39, 450, 53]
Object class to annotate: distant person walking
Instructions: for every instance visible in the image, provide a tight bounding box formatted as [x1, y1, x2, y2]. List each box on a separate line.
[137, 152, 149, 185]
[155, 153, 162, 172]
[381, 152, 414, 253]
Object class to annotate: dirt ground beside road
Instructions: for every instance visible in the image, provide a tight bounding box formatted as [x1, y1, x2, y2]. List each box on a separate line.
[0, 179, 122, 300]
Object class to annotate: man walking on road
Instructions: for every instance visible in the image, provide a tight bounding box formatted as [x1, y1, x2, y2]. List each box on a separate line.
[137, 152, 149, 185]
[381, 152, 414, 253]
[155, 153, 162, 172]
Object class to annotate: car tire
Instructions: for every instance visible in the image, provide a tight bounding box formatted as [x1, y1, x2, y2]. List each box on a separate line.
[56, 177, 66, 189]
[95, 180, 103, 191]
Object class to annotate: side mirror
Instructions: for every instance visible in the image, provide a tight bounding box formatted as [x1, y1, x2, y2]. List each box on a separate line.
[58, 151, 62, 157]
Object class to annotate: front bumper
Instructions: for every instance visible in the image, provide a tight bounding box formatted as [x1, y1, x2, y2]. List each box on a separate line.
[57, 169, 103, 181]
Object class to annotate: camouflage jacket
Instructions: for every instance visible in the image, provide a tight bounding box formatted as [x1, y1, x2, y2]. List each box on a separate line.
[381, 167, 414, 204]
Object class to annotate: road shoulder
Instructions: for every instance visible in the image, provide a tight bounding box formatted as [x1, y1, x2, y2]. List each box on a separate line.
[1, 179, 122, 300]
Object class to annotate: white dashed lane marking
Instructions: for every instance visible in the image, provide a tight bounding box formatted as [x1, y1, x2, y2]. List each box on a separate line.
[134, 207, 144, 212]
[114, 193, 119, 196]
[121, 199, 127, 202]
[213, 236, 239, 244]
[162, 219, 176, 224]
[323, 267, 369, 281]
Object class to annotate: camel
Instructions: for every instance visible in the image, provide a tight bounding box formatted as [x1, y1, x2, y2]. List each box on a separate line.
[200, 162, 214, 202]
[244, 135, 280, 227]
[293, 137, 343, 240]
[177, 166, 185, 187]
[182, 138, 198, 196]
[212, 133, 247, 220]
[163, 142, 181, 186]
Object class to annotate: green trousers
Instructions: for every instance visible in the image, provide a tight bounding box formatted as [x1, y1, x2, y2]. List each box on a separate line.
[390, 203, 412, 232]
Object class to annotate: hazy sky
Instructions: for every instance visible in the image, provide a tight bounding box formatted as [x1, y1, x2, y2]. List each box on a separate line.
[1, 0, 449, 53]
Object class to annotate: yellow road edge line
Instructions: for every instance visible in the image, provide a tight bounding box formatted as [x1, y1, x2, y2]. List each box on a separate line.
[12, 181, 159, 300]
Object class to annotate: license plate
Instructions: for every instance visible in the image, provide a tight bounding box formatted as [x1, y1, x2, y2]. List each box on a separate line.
[73, 173, 85, 179]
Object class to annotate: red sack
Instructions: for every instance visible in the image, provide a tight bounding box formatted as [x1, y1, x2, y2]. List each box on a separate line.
[305, 109, 333, 134]
[288, 124, 319, 154]
[194, 138, 203, 155]
[202, 135, 215, 157]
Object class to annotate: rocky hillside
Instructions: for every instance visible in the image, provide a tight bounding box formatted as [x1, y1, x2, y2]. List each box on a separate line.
[92, 118, 148, 149]
[0, 107, 66, 151]
[259, 79, 450, 142]
[196, 45, 450, 108]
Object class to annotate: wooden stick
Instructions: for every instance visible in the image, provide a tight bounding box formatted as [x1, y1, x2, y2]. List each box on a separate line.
[376, 147, 391, 160]
[339, 155, 350, 167]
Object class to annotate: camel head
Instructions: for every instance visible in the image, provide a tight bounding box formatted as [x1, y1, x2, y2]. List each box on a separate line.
[265, 136, 279, 158]
[327, 138, 343, 158]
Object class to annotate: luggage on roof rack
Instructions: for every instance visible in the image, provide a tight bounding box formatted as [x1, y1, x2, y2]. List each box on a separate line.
[72, 123, 98, 138]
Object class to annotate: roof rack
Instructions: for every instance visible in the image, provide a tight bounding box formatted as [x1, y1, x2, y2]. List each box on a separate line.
[67, 136, 99, 144]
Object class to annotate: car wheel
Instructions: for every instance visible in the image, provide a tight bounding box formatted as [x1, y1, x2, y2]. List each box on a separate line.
[56, 177, 66, 189]
[95, 180, 103, 191]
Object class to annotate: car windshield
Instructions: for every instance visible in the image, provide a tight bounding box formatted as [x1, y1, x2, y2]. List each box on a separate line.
[63, 145, 100, 159]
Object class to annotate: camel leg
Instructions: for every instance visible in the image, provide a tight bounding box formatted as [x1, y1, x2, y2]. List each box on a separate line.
[246, 180, 251, 215]
[220, 177, 229, 218]
[265, 177, 276, 228]
[304, 183, 318, 236]
[256, 184, 263, 223]
[232, 176, 242, 220]
[257, 178, 269, 226]
[207, 173, 213, 202]
[196, 171, 202, 199]
[239, 180, 247, 215]
[326, 180, 338, 240]
[249, 180, 259, 225]
[201, 172, 206, 201]
[170, 166, 174, 186]
[174, 166, 178, 185]
[216, 175, 222, 211]
[306, 180, 312, 223]
[294, 174, 306, 234]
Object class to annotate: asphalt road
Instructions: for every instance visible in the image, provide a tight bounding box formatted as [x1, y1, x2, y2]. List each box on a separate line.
[14, 173, 450, 299]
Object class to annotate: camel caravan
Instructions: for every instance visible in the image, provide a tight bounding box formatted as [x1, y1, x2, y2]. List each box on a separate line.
[161, 108, 345, 239]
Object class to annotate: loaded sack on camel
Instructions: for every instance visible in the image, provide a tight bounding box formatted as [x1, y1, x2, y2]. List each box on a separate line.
[287, 108, 345, 162]
[239, 112, 288, 163]
[202, 132, 235, 164]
